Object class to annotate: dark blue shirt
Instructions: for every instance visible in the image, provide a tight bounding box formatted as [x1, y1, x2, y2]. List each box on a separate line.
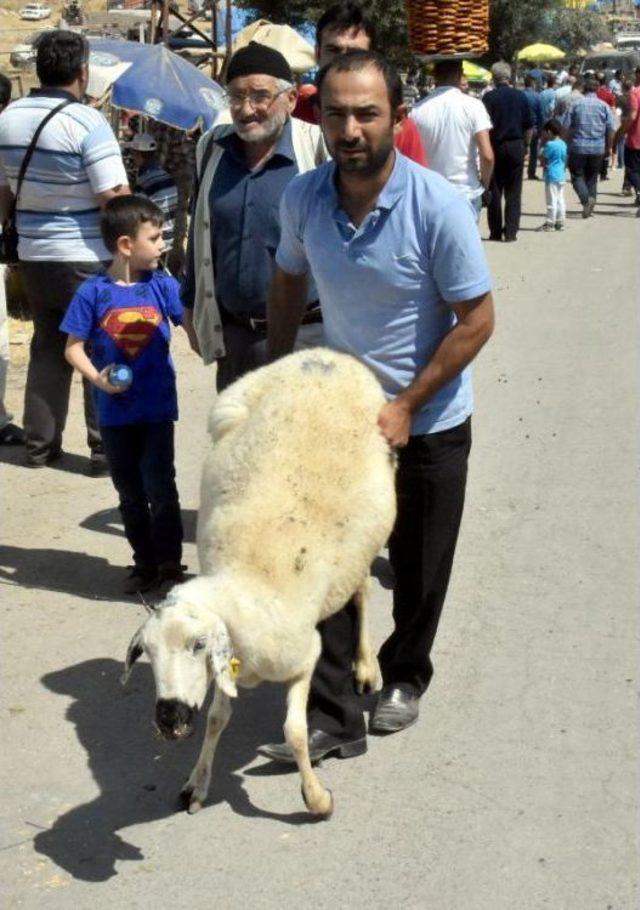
[60, 271, 183, 427]
[483, 85, 534, 144]
[522, 87, 543, 131]
[209, 118, 298, 317]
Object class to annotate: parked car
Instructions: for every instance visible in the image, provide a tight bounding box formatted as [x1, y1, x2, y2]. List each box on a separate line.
[19, 3, 52, 20]
[580, 49, 640, 79]
[9, 28, 54, 69]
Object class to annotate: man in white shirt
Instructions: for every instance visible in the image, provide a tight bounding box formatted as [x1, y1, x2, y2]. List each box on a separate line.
[410, 59, 494, 220]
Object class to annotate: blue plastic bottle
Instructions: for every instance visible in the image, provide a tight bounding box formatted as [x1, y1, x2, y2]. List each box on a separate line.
[108, 363, 133, 390]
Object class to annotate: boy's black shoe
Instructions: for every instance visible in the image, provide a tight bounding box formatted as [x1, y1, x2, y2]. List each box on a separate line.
[123, 565, 158, 595]
[89, 450, 110, 477]
[157, 562, 188, 594]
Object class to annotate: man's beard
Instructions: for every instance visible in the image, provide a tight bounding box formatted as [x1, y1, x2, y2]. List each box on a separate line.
[234, 108, 288, 144]
[333, 134, 394, 177]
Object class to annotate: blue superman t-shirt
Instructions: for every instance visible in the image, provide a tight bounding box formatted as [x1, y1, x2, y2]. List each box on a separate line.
[60, 271, 183, 427]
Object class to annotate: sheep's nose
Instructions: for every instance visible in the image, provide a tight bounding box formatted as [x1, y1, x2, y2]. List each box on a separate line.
[155, 698, 195, 739]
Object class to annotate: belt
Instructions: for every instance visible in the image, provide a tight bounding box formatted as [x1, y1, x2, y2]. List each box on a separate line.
[220, 304, 322, 334]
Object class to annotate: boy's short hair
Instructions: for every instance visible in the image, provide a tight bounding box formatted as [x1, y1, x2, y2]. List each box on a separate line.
[544, 118, 562, 136]
[316, 2, 376, 49]
[101, 195, 163, 254]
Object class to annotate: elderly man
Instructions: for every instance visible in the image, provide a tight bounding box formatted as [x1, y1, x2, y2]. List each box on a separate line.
[182, 43, 327, 390]
[261, 51, 494, 762]
[410, 58, 493, 220]
[563, 76, 615, 218]
[293, 1, 427, 165]
[0, 31, 128, 471]
[483, 61, 533, 242]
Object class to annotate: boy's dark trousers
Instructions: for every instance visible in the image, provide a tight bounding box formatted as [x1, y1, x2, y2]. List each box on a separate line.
[100, 420, 183, 570]
[307, 419, 472, 739]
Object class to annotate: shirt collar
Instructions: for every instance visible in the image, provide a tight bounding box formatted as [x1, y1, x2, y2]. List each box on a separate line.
[320, 149, 406, 213]
[29, 87, 78, 103]
[219, 117, 295, 166]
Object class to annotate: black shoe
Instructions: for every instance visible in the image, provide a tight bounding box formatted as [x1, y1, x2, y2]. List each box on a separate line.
[504, 236, 517, 242]
[369, 684, 420, 735]
[89, 450, 110, 476]
[258, 728, 367, 765]
[156, 562, 188, 594]
[0, 423, 26, 446]
[25, 448, 63, 468]
[123, 565, 158, 595]
[488, 234, 502, 241]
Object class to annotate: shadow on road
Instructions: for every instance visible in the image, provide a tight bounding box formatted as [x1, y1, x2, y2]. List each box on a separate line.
[80, 507, 198, 545]
[0, 545, 125, 600]
[0, 448, 93, 475]
[34, 658, 312, 882]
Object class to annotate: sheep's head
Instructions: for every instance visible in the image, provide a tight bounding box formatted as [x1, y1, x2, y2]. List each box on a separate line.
[123, 588, 238, 741]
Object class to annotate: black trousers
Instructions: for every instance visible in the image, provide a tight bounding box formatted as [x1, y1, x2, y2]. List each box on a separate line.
[527, 130, 539, 180]
[624, 146, 640, 195]
[488, 140, 525, 241]
[308, 419, 472, 739]
[100, 420, 183, 570]
[568, 152, 603, 205]
[21, 260, 104, 463]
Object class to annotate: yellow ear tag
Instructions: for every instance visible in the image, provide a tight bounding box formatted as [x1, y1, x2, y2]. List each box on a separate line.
[229, 657, 241, 679]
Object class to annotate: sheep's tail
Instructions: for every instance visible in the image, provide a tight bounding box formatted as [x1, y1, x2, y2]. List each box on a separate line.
[208, 397, 250, 442]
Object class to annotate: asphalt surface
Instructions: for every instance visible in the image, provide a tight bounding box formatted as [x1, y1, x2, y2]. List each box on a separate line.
[1, 176, 638, 909]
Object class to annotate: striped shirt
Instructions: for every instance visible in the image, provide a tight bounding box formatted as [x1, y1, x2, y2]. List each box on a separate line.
[563, 93, 616, 156]
[0, 89, 127, 262]
[134, 161, 177, 251]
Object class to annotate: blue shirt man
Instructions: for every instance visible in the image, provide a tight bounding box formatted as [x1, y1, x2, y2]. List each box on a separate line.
[262, 51, 494, 765]
[563, 87, 616, 155]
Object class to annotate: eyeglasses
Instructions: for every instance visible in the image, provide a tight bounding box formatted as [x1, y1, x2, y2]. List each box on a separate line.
[224, 88, 289, 110]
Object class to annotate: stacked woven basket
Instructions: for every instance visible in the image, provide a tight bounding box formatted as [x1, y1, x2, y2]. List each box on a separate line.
[405, 0, 489, 57]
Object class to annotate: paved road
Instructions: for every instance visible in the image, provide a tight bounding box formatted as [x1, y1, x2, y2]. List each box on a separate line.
[2, 178, 638, 909]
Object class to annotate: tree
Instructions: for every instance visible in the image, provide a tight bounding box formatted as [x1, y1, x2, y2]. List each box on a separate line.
[488, 0, 560, 62]
[540, 8, 610, 54]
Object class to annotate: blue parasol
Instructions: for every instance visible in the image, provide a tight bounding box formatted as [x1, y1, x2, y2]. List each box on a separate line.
[89, 39, 225, 131]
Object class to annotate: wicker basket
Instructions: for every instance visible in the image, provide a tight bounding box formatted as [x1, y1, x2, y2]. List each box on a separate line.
[405, 0, 489, 57]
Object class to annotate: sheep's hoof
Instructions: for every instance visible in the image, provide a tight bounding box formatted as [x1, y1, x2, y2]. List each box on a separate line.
[302, 785, 334, 819]
[178, 784, 202, 814]
[187, 798, 203, 815]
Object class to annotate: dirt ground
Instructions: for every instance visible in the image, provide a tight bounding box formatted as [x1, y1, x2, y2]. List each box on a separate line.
[1, 178, 639, 908]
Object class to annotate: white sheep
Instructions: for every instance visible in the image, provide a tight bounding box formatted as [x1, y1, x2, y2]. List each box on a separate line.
[123, 348, 396, 818]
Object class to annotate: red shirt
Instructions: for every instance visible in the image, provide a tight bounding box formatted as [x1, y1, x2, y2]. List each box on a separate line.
[596, 86, 616, 109]
[293, 85, 428, 166]
[626, 85, 640, 151]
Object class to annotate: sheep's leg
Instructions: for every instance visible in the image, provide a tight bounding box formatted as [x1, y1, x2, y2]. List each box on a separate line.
[180, 686, 231, 815]
[284, 634, 333, 819]
[353, 578, 379, 694]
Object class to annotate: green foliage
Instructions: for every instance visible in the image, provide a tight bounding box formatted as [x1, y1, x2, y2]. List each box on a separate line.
[489, 0, 560, 62]
[540, 8, 610, 54]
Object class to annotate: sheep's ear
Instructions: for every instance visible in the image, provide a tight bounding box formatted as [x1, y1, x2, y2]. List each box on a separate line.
[206, 619, 238, 698]
[122, 626, 145, 685]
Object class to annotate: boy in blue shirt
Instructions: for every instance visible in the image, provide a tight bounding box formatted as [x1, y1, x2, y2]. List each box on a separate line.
[61, 195, 193, 594]
[538, 118, 568, 232]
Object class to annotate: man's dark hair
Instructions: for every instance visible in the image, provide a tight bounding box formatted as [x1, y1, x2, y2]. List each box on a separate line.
[100, 195, 163, 254]
[544, 118, 562, 136]
[546, 73, 556, 88]
[434, 59, 463, 84]
[316, 2, 376, 49]
[317, 50, 403, 110]
[524, 75, 536, 88]
[36, 30, 88, 87]
[583, 76, 597, 94]
[0, 73, 12, 110]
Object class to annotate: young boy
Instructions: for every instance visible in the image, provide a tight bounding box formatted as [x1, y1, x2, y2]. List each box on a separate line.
[61, 195, 191, 594]
[538, 118, 568, 232]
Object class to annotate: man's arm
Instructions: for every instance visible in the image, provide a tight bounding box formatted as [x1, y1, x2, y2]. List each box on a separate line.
[475, 129, 494, 187]
[267, 266, 309, 362]
[378, 292, 494, 447]
[94, 184, 130, 208]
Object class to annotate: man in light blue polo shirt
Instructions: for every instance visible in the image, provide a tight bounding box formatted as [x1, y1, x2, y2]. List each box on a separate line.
[261, 51, 494, 763]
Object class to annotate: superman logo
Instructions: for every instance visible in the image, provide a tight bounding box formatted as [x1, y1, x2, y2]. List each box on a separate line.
[100, 306, 162, 359]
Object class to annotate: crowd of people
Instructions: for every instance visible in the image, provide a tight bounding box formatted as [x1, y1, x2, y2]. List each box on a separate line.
[0, 3, 638, 761]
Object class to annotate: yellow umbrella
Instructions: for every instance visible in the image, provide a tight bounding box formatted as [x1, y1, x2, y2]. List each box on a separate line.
[463, 60, 491, 82]
[517, 43, 565, 62]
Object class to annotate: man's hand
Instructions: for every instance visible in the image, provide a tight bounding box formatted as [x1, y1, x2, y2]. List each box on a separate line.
[378, 399, 412, 448]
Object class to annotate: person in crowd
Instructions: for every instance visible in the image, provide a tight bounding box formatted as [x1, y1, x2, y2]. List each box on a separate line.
[619, 67, 640, 214]
[483, 61, 533, 242]
[522, 74, 543, 180]
[62, 196, 192, 594]
[410, 59, 493, 221]
[293, 1, 427, 165]
[0, 73, 26, 447]
[596, 73, 618, 180]
[128, 132, 178, 256]
[616, 78, 633, 180]
[0, 31, 129, 472]
[261, 51, 494, 762]
[563, 76, 615, 218]
[536, 118, 567, 232]
[539, 73, 557, 125]
[609, 69, 622, 96]
[182, 43, 328, 391]
[555, 74, 577, 117]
